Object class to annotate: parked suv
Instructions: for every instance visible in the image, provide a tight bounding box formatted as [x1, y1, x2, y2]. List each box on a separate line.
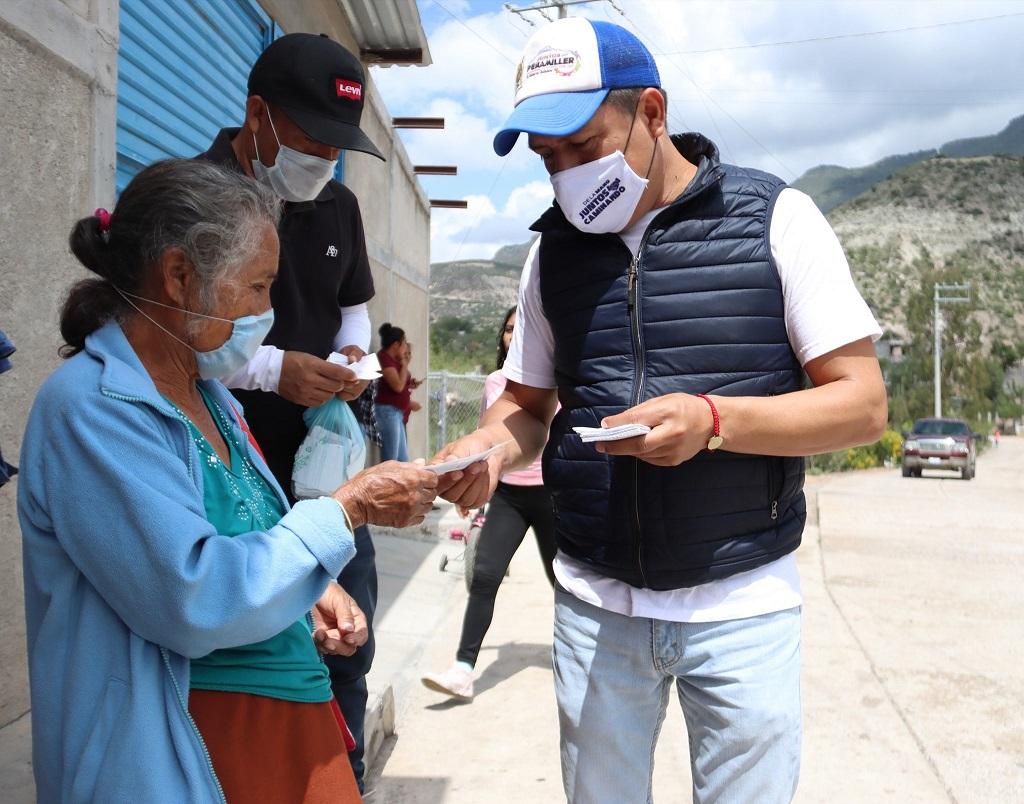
[901, 417, 978, 480]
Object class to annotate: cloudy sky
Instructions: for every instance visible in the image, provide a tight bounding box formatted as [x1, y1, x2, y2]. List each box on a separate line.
[371, 0, 1024, 263]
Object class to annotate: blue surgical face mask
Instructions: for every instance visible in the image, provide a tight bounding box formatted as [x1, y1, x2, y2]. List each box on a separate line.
[116, 289, 274, 380]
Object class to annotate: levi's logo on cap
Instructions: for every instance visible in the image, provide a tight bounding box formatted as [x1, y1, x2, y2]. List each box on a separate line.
[335, 78, 362, 101]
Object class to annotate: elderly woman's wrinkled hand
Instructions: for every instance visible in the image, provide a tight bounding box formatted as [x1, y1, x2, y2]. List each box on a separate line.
[311, 582, 368, 657]
[335, 461, 441, 529]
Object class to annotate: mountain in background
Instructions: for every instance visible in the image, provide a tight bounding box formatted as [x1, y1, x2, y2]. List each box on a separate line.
[429, 115, 1024, 361]
[792, 114, 1024, 213]
[429, 256, 523, 326]
[429, 237, 538, 328]
[828, 153, 1024, 346]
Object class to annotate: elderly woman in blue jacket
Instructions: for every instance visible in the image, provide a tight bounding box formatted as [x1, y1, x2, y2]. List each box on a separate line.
[17, 159, 442, 803]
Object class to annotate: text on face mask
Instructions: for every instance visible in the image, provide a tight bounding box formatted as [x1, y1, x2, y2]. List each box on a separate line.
[579, 177, 625, 224]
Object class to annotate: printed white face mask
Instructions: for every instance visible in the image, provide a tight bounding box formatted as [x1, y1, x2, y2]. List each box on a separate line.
[251, 109, 337, 203]
[550, 109, 657, 235]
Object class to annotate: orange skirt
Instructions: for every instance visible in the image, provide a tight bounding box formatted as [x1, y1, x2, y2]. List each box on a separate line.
[188, 690, 361, 804]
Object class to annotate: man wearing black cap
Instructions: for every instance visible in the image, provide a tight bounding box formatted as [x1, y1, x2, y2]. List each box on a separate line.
[197, 32, 384, 791]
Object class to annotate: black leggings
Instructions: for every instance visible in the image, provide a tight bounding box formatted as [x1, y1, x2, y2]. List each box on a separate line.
[456, 482, 558, 667]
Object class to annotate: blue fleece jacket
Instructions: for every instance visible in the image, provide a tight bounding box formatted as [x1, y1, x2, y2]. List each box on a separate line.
[17, 321, 356, 803]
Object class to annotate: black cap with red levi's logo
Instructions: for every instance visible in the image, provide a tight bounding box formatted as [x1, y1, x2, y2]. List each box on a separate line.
[248, 33, 384, 161]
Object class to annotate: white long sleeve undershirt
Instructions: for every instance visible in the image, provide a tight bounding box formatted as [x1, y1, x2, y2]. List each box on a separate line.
[222, 303, 372, 392]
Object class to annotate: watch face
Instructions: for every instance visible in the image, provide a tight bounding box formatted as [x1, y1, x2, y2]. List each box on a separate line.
[707, 435, 724, 451]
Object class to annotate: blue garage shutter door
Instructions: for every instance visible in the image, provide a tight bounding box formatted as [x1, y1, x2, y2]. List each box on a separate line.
[116, 0, 277, 193]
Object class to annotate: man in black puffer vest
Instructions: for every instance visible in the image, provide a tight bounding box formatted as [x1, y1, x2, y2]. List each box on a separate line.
[435, 18, 887, 804]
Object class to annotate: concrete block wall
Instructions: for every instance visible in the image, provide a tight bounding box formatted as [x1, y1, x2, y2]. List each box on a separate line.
[0, 0, 119, 728]
[258, 0, 432, 458]
[0, 0, 431, 730]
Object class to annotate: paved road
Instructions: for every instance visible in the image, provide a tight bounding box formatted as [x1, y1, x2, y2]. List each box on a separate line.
[368, 438, 1023, 803]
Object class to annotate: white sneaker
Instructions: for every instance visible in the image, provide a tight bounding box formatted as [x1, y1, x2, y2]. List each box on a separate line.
[421, 663, 475, 700]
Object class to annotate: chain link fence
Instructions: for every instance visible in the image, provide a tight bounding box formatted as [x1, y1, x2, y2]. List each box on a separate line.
[427, 371, 487, 456]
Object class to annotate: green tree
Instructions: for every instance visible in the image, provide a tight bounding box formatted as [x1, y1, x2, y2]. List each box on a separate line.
[885, 255, 1006, 430]
[429, 315, 499, 374]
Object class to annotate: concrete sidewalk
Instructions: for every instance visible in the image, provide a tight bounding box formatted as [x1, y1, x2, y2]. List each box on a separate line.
[367, 491, 950, 802]
[368, 444, 1023, 802]
[4, 441, 1020, 801]
[0, 491, 974, 802]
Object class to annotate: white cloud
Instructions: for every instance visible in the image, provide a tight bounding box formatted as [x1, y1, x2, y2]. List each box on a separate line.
[373, 8, 525, 120]
[614, 0, 1024, 176]
[395, 97, 510, 172]
[430, 180, 552, 263]
[373, 0, 1024, 260]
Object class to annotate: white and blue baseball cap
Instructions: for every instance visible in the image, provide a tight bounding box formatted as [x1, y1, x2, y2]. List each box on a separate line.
[493, 18, 661, 157]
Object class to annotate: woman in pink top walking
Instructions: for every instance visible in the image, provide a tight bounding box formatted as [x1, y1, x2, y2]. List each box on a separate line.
[421, 307, 557, 700]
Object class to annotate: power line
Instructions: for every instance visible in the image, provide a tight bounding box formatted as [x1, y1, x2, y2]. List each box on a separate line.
[620, 3, 804, 176]
[421, 0, 524, 263]
[625, 1, 804, 178]
[428, 0, 517, 64]
[669, 98, 1023, 108]
[506, 0, 616, 24]
[657, 11, 1024, 55]
[452, 156, 513, 262]
[612, 4, 739, 162]
[687, 88, 1024, 96]
[597, 1, 692, 132]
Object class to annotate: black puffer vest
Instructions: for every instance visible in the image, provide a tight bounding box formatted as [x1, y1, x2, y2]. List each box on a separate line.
[536, 133, 806, 590]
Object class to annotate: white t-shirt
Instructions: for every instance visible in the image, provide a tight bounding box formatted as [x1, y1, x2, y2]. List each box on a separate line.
[502, 187, 881, 623]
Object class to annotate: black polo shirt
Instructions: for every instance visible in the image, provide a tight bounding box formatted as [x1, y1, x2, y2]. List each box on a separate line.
[197, 128, 374, 358]
[196, 128, 376, 496]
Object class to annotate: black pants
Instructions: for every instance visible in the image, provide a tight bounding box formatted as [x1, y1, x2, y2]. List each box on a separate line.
[456, 482, 558, 667]
[325, 525, 377, 792]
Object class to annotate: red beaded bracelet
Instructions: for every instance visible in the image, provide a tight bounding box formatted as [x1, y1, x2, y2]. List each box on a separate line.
[696, 394, 724, 451]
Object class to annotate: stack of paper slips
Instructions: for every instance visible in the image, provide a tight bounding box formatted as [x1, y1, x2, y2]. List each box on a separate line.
[572, 424, 652, 443]
[327, 351, 383, 380]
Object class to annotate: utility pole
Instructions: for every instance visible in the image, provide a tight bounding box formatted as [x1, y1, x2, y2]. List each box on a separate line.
[933, 282, 971, 417]
[505, 0, 622, 23]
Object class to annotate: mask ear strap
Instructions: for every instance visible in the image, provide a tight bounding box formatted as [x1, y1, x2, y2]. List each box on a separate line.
[116, 288, 233, 323]
[621, 93, 645, 155]
[623, 92, 659, 180]
[115, 289, 195, 352]
[642, 129, 659, 180]
[252, 103, 282, 165]
[265, 106, 283, 147]
[251, 130, 263, 166]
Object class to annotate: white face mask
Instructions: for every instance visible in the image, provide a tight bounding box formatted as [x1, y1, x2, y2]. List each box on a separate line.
[550, 110, 657, 235]
[251, 109, 337, 202]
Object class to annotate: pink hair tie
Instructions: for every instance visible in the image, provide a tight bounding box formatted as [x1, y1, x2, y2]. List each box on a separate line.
[94, 208, 112, 232]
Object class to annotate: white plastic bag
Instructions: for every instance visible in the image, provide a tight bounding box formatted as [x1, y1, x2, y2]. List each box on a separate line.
[292, 398, 367, 499]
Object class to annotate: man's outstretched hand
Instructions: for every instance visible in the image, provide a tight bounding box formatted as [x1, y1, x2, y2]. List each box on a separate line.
[593, 393, 714, 466]
[429, 431, 502, 510]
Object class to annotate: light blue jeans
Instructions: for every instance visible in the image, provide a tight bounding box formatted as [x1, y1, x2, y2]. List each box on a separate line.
[553, 588, 801, 804]
[375, 403, 408, 462]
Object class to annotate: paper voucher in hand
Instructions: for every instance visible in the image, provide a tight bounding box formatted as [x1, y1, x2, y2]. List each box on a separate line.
[327, 351, 382, 380]
[425, 441, 512, 474]
[572, 424, 652, 443]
